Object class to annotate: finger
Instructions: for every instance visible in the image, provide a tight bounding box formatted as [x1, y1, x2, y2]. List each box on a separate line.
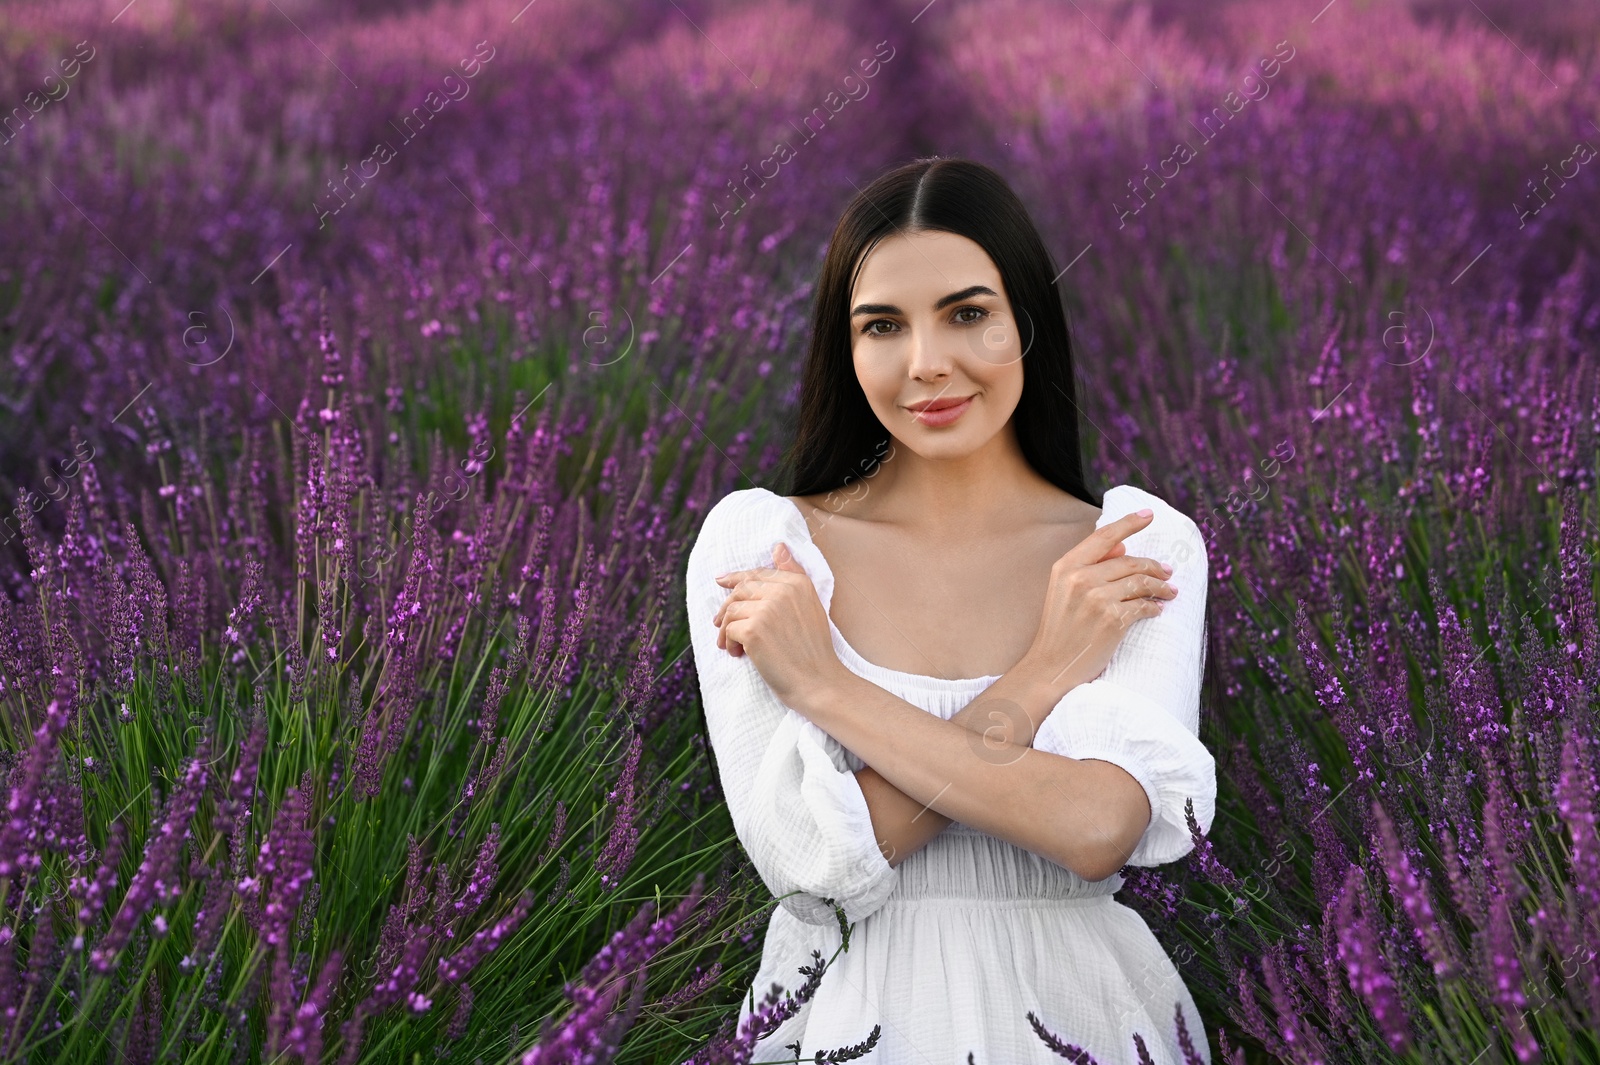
[723, 613, 754, 655]
[1096, 553, 1176, 583]
[1113, 597, 1165, 628]
[1065, 509, 1156, 564]
[715, 563, 791, 585]
[1112, 573, 1178, 601]
[719, 600, 757, 633]
[713, 573, 761, 625]
[715, 565, 789, 587]
[772, 541, 806, 573]
[713, 571, 789, 626]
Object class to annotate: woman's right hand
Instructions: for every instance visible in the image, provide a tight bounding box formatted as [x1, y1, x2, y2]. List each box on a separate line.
[1024, 509, 1178, 704]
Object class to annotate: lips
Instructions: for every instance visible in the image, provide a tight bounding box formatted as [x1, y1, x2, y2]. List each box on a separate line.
[905, 394, 975, 427]
[905, 394, 975, 412]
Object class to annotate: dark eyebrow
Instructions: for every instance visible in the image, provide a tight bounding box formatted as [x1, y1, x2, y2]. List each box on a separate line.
[850, 284, 999, 318]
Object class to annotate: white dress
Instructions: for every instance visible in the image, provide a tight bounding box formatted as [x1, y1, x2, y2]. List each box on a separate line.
[684, 484, 1215, 1065]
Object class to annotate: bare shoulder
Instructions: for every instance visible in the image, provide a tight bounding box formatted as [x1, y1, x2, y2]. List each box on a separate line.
[784, 491, 854, 542]
[1051, 488, 1102, 527]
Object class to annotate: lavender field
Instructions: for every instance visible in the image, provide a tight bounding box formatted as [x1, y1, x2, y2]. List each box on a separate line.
[1, 0, 1597, 1061]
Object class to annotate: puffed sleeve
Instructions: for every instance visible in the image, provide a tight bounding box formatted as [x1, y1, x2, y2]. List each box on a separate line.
[685, 488, 899, 926]
[1031, 485, 1216, 867]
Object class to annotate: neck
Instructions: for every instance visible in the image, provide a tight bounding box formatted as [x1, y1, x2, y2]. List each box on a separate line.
[867, 425, 1052, 537]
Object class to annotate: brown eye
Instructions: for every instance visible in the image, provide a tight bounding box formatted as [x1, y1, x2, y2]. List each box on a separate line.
[954, 306, 990, 324]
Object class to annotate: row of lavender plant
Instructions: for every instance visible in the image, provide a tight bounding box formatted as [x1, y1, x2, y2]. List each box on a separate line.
[673, 4, 1600, 1062]
[0, 293, 797, 1062]
[7, 0, 1600, 1061]
[2, 0, 941, 1059]
[871, 3, 1600, 1063]
[0, 0, 914, 485]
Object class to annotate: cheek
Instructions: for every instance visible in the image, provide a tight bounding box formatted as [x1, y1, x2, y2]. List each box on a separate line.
[973, 358, 1023, 402]
[972, 362, 1024, 428]
[852, 351, 900, 409]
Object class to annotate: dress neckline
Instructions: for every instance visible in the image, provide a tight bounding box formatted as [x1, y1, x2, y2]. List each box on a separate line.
[754, 484, 1134, 692]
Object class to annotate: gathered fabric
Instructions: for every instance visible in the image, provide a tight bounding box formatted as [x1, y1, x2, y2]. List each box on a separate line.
[686, 484, 1215, 1065]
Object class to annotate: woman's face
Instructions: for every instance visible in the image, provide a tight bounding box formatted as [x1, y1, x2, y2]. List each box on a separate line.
[848, 228, 1025, 461]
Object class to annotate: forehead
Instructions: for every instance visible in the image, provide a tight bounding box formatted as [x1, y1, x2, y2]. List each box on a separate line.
[850, 230, 1002, 299]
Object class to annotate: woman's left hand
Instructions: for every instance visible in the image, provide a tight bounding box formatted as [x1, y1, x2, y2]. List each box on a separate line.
[712, 542, 844, 709]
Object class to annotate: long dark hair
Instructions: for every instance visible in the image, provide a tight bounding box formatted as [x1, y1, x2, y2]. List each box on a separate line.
[775, 156, 1101, 509]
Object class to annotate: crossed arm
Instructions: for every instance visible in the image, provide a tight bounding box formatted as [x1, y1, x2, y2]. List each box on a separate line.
[687, 488, 1210, 911]
[789, 650, 1153, 884]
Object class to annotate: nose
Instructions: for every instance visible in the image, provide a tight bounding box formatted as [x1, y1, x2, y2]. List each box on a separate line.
[904, 318, 956, 381]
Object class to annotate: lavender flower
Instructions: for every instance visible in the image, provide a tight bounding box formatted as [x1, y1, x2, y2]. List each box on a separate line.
[438, 890, 535, 984]
[1370, 798, 1457, 977]
[69, 817, 127, 926]
[262, 778, 319, 1057]
[1260, 940, 1329, 1064]
[339, 929, 432, 1065]
[441, 823, 501, 942]
[181, 861, 233, 973]
[1173, 1003, 1204, 1065]
[1334, 864, 1413, 1053]
[0, 925, 17, 1039]
[214, 715, 267, 841]
[225, 555, 264, 647]
[1023, 1010, 1101, 1064]
[521, 876, 705, 1063]
[1555, 727, 1600, 923]
[1183, 797, 1243, 894]
[549, 544, 595, 693]
[446, 980, 474, 1041]
[0, 698, 74, 878]
[596, 731, 643, 891]
[91, 748, 209, 972]
[281, 950, 344, 1065]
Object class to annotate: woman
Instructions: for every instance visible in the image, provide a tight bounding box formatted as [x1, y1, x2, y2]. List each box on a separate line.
[684, 157, 1214, 1064]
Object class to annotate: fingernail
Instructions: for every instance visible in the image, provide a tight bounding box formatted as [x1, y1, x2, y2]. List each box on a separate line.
[1136, 508, 1153, 518]
[1160, 562, 1173, 574]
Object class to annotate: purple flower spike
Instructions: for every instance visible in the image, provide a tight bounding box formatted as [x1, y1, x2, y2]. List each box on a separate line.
[1173, 1002, 1204, 1065]
[0, 698, 74, 878]
[520, 876, 706, 1063]
[262, 779, 320, 1057]
[69, 817, 127, 925]
[1334, 865, 1413, 1054]
[339, 929, 432, 1065]
[596, 731, 643, 891]
[1370, 798, 1456, 977]
[281, 951, 343, 1065]
[1023, 1009, 1102, 1064]
[443, 823, 502, 941]
[1184, 797, 1244, 893]
[1555, 727, 1600, 927]
[90, 746, 210, 973]
[438, 891, 535, 984]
